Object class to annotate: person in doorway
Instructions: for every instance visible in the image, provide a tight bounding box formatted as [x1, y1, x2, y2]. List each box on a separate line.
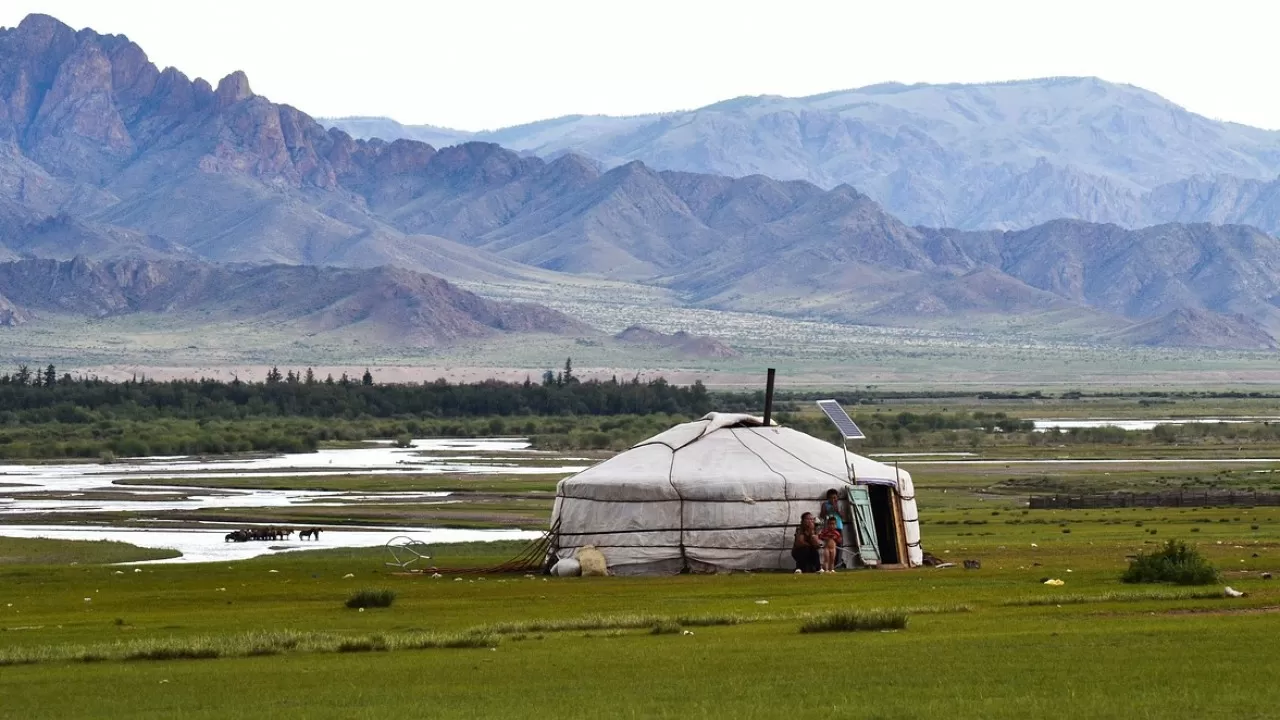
[819, 488, 844, 533]
[819, 488, 845, 569]
[818, 515, 843, 573]
[791, 512, 822, 573]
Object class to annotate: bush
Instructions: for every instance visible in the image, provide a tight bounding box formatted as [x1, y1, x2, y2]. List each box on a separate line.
[1122, 540, 1219, 586]
[345, 589, 396, 609]
[649, 620, 683, 635]
[799, 610, 907, 633]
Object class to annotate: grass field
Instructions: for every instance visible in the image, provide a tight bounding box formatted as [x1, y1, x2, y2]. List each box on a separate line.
[2, 504, 1278, 718]
[0, 537, 180, 565]
[7, 391, 1280, 718]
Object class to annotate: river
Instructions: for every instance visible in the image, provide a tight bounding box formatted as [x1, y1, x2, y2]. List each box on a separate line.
[0, 438, 577, 562]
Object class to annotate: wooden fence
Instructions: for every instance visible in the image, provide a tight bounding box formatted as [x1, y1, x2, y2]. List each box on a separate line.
[1029, 490, 1280, 510]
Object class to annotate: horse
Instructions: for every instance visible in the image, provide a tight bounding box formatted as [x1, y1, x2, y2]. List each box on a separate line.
[299, 528, 321, 541]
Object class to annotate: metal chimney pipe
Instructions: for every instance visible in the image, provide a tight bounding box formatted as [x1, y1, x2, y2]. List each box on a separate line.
[762, 368, 776, 426]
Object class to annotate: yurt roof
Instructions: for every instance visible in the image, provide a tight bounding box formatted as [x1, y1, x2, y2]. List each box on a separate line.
[561, 412, 910, 493]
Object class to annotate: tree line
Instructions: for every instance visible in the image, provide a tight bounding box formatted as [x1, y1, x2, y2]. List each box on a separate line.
[0, 361, 717, 423]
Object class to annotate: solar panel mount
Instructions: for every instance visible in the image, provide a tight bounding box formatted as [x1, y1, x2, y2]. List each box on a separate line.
[816, 399, 865, 440]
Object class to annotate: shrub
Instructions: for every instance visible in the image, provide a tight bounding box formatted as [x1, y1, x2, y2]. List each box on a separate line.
[126, 646, 219, 661]
[799, 610, 907, 634]
[649, 620, 682, 635]
[345, 589, 396, 609]
[393, 434, 413, 449]
[336, 636, 388, 653]
[1122, 540, 1219, 586]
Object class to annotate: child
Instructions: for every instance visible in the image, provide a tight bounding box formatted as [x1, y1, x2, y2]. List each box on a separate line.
[818, 515, 842, 573]
[819, 488, 844, 533]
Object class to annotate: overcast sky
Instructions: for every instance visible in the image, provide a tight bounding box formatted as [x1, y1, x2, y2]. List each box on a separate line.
[3, 0, 1277, 131]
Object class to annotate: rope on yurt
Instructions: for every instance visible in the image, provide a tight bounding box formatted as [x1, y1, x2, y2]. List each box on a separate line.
[895, 461, 922, 553]
[427, 520, 561, 576]
[664, 452, 688, 572]
[731, 430, 793, 568]
[746, 427, 849, 484]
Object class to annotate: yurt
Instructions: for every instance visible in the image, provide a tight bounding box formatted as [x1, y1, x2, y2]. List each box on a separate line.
[548, 412, 922, 576]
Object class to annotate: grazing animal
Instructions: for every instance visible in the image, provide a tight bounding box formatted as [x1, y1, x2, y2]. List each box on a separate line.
[963, 559, 982, 570]
[299, 528, 321, 541]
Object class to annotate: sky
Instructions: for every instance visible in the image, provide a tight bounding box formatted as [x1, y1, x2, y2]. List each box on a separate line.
[2, 0, 1278, 131]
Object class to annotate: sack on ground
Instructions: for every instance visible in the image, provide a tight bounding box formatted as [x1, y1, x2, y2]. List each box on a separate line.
[578, 546, 608, 577]
[551, 558, 581, 577]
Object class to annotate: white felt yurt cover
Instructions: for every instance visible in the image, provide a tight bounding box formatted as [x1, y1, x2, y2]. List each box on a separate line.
[549, 413, 922, 575]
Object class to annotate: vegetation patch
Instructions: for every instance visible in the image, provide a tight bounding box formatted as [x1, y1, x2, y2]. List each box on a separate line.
[1122, 540, 1220, 585]
[798, 610, 908, 634]
[0, 537, 180, 565]
[649, 620, 683, 635]
[0, 629, 495, 667]
[1002, 589, 1226, 607]
[345, 589, 396, 609]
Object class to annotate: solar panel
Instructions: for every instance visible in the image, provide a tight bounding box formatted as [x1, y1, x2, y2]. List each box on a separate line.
[816, 399, 865, 440]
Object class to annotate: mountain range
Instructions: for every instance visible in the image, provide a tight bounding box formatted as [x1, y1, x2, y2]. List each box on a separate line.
[1, 13, 1279, 351]
[327, 79, 1280, 234]
[0, 256, 585, 344]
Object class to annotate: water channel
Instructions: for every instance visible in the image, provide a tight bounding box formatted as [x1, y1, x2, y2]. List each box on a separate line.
[0, 438, 581, 563]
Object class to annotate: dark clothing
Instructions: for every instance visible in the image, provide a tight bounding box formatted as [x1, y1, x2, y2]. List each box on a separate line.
[793, 521, 822, 573]
[791, 545, 821, 573]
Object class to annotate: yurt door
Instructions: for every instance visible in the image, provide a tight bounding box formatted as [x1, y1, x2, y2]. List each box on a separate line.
[848, 485, 881, 566]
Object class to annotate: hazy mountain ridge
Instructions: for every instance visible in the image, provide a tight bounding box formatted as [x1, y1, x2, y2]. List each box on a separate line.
[1113, 307, 1277, 350]
[327, 78, 1280, 233]
[613, 325, 739, 358]
[1, 14, 1278, 350]
[0, 256, 586, 343]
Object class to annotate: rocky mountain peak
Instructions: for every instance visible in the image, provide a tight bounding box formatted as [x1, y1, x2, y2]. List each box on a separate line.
[12, 13, 75, 48]
[214, 70, 253, 107]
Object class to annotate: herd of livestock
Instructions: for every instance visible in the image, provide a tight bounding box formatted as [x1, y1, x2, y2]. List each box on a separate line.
[223, 527, 323, 542]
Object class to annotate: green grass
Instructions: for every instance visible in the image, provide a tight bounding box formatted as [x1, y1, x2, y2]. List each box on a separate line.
[6, 396, 1280, 717]
[798, 607, 911, 630]
[1, 508, 1278, 719]
[345, 589, 396, 609]
[0, 629, 496, 666]
[1122, 540, 1221, 585]
[0, 537, 180, 565]
[1000, 588, 1227, 606]
[798, 609, 908, 633]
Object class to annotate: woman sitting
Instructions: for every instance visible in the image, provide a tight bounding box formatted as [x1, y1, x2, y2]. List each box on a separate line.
[791, 512, 822, 573]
